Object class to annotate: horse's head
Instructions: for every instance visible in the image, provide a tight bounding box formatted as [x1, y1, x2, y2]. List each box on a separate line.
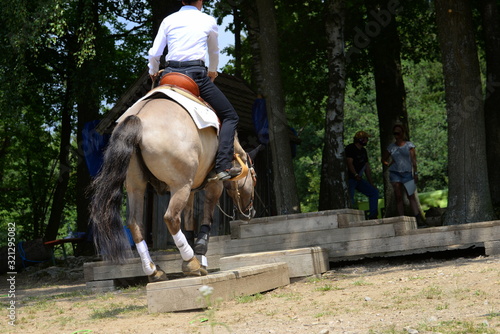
[224, 146, 260, 221]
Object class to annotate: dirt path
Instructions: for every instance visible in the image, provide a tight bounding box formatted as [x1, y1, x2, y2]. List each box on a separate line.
[2, 254, 499, 334]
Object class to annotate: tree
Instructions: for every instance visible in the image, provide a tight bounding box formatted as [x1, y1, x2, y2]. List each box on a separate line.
[435, 0, 495, 224]
[254, 0, 300, 214]
[0, 0, 150, 246]
[365, 0, 417, 217]
[318, 0, 350, 211]
[478, 0, 500, 216]
[0, 0, 64, 241]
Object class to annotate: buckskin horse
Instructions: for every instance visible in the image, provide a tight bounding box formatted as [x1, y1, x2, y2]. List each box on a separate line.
[89, 74, 257, 282]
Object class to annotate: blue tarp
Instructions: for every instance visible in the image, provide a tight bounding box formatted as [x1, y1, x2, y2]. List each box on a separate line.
[252, 98, 269, 145]
[82, 120, 110, 177]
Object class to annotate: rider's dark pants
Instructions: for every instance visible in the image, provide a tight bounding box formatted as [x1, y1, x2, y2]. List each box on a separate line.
[162, 64, 239, 173]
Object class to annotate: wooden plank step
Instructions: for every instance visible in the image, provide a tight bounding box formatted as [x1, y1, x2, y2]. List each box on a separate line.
[328, 220, 500, 261]
[219, 247, 329, 279]
[340, 216, 417, 234]
[146, 263, 290, 313]
[86, 279, 117, 293]
[230, 209, 365, 239]
[220, 224, 397, 256]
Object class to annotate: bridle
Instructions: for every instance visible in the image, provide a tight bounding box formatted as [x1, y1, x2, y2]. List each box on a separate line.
[221, 153, 257, 220]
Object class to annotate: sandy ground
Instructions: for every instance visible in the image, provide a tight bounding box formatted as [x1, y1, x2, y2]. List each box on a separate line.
[1, 253, 499, 334]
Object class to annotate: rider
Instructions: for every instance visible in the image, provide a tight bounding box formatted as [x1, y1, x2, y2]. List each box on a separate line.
[147, 0, 241, 181]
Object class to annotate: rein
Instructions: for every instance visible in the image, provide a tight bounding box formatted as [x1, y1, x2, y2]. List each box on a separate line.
[220, 153, 257, 220]
[232, 167, 255, 219]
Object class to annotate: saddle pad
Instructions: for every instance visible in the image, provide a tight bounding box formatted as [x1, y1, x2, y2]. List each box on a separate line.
[116, 86, 220, 135]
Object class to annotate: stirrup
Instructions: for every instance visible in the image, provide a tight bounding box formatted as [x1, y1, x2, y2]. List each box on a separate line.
[208, 167, 242, 181]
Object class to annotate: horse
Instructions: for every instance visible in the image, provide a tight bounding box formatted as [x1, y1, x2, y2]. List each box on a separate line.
[89, 87, 257, 282]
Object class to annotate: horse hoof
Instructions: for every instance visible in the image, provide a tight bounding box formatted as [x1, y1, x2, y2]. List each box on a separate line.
[182, 257, 207, 276]
[200, 265, 208, 276]
[148, 265, 168, 283]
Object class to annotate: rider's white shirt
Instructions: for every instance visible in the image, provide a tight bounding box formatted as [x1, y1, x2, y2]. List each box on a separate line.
[147, 5, 219, 75]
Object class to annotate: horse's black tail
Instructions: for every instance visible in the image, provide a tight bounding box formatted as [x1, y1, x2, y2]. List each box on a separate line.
[89, 115, 142, 263]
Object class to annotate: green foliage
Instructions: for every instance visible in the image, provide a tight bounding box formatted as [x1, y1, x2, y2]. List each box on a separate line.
[404, 60, 448, 192]
[0, 0, 151, 245]
[293, 126, 324, 213]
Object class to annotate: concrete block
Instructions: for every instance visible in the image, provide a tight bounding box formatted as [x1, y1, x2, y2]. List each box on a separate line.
[147, 262, 289, 313]
[485, 240, 500, 255]
[219, 247, 328, 279]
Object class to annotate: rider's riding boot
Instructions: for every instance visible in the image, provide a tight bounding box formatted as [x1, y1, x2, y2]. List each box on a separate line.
[216, 166, 242, 181]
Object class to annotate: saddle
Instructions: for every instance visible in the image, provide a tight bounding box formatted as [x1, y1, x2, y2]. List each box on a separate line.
[158, 72, 216, 112]
[160, 72, 200, 97]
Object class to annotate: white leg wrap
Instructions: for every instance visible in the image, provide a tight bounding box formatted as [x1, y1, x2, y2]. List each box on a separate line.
[172, 230, 194, 261]
[136, 240, 156, 276]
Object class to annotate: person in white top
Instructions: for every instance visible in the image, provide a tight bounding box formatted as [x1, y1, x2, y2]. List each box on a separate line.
[148, 0, 240, 181]
[382, 124, 426, 227]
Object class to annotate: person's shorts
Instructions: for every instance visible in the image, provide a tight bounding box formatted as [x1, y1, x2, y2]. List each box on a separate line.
[389, 171, 413, 183]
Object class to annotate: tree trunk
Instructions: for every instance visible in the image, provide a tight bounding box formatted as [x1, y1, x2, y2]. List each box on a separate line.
[319, 0, 350, 211]
[435, 0, 495, 224]
[366, 0, 413, 217]
[255, 0, 300, 215]
[44, 85, 72, 241]
[241, 0, 264, 95]
[75, 0, 102, 255]
[233, 7, 242, 78]
[479, 0, 500, 217]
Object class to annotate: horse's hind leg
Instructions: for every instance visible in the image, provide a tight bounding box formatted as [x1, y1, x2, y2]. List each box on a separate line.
[164, 185, 206, 276]
[126, 154, 167, 282]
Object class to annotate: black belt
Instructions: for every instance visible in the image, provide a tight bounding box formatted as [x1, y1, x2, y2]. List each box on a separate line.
[165, 60, 205, 68]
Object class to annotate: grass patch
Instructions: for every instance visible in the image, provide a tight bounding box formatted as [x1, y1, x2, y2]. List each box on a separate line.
[90, 304, 147, 319]
[313, 311, 333, 318]
[420, 320, 496, 334]
[473, 289, 487, 297]
[54, 315, 76, 326]
[306, 277, 324, 283]
[352, 280, 372, 286]
[371, 320, 496, 334]
[235, 293, 264, 304]
[272, 292, 302, 301]
[420, 285, 443, 300]
[436, 302, 449, 310]
[25, 299, 56, 312]
[314, 284, 343, 292]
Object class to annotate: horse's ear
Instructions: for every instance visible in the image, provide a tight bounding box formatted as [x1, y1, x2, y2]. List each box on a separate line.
[248, 144, 264, 161]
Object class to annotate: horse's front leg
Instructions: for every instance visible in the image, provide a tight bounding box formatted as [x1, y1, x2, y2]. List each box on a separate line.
[194, 181, 224, 265]
[126, 158, 167, 282]
[165, 185, 206, 276]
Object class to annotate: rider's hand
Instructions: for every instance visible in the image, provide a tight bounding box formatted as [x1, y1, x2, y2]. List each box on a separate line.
[208, 71, 218, 82]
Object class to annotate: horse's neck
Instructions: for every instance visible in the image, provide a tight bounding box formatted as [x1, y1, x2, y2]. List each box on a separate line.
[234, 136, 245, 158]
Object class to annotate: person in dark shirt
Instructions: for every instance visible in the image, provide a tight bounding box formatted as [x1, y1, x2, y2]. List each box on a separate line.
[345, 131, 379, 219]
